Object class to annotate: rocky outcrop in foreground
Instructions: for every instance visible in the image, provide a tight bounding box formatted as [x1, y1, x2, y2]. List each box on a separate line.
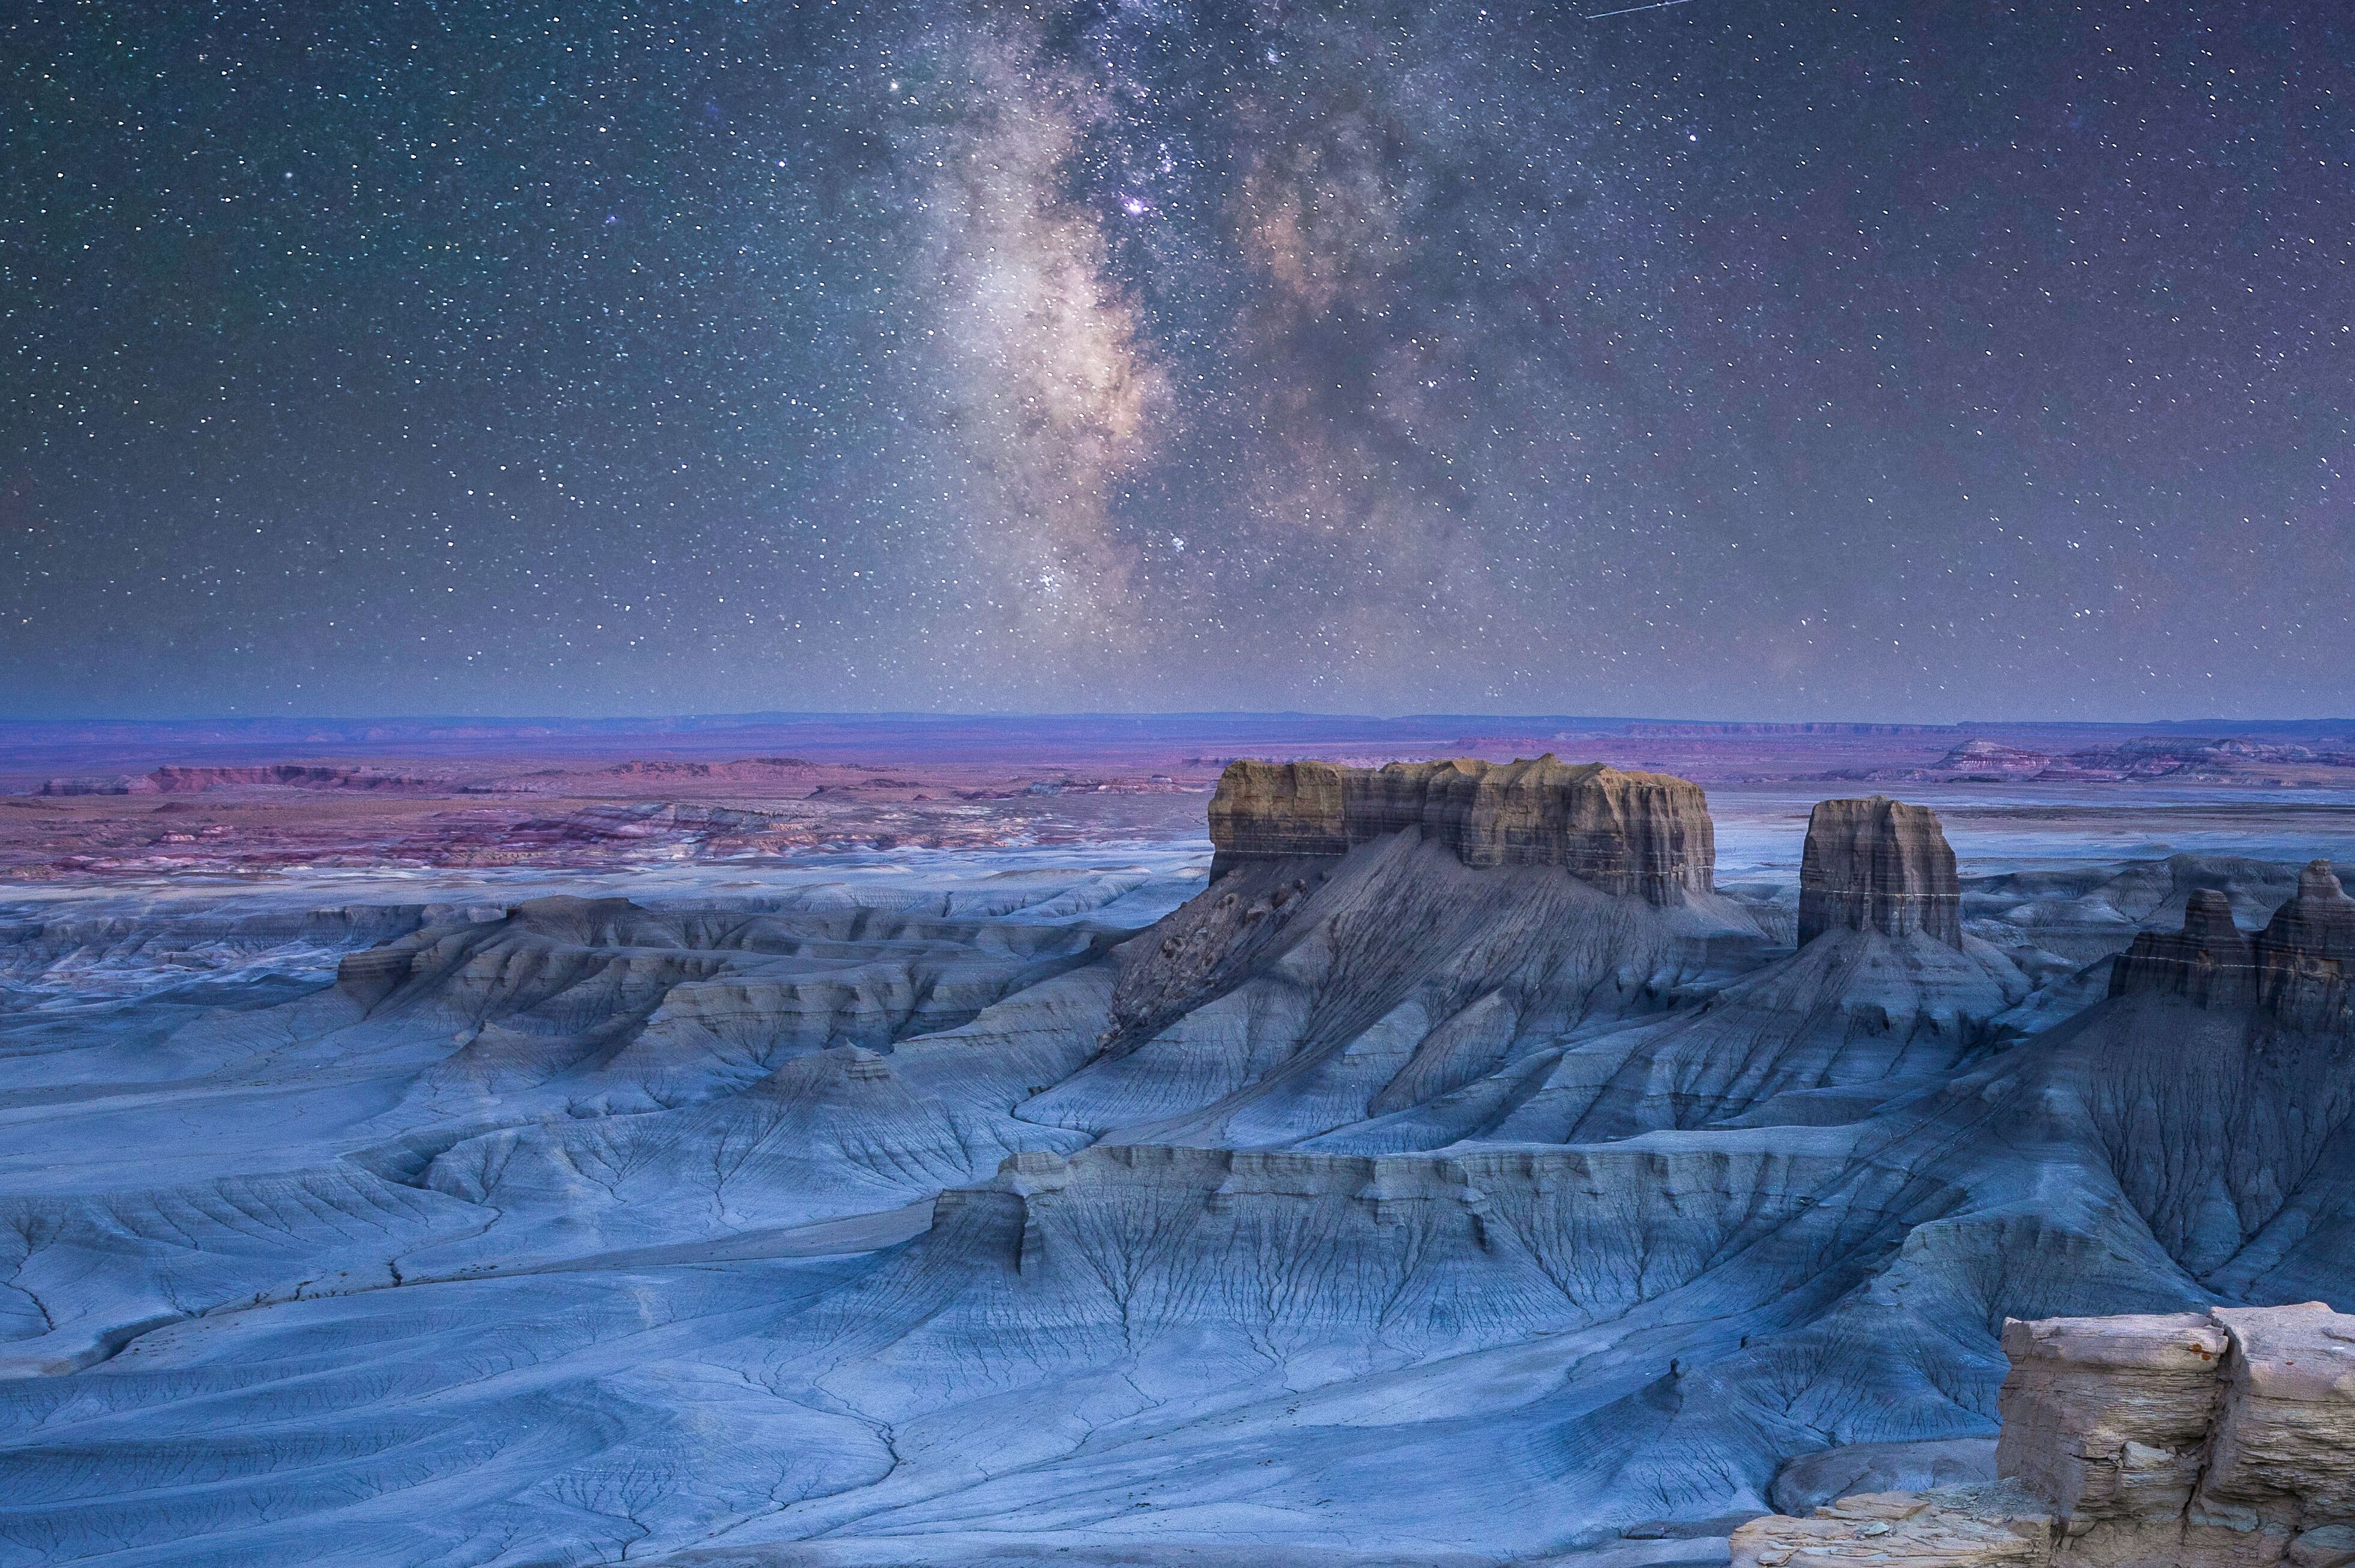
[1732, 1302, 2355, 1567]
[1206, 754, 1714, 903]
[1798, 794, 1964, 947]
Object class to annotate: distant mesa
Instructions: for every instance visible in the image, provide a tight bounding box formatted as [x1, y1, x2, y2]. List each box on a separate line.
[1933, 737, 2054, 777]
[1797, 794, 1964, 948]
[1865, 731, 2355, 785]
[1623, 721, 1965, 737]
[33, 776, 157, 797]
[1206, 753, 1715, 904]
[36, 764, 439, 795]
[594, 755, 820, 778]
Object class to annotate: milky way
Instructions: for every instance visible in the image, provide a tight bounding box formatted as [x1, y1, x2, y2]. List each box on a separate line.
[5, 3, 2350, 717]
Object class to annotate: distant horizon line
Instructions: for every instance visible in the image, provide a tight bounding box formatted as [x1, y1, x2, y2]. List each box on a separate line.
[5, 710, 2353, 731]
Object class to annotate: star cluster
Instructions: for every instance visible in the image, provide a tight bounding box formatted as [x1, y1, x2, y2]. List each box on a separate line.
[5, 2, 2350, 717]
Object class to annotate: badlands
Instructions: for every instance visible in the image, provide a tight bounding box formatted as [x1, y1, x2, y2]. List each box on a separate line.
[4, 734, 2355, 1567]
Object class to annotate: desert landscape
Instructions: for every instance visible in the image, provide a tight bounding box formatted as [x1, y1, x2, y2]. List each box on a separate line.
[10, 1, 2348, 1562]
[6, 719, 2355, 1566]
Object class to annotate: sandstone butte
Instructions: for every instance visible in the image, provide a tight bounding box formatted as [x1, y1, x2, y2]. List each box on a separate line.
[1731, 1301, 2355, 1567]
[1205, 754, 1716, 903]
[1798, 793, 1965, 948]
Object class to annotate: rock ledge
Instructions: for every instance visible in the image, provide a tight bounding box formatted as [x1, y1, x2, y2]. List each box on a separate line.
[1732, 1302, 2355, 1567]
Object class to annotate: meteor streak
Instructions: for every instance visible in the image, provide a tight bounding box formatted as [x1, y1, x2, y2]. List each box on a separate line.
[1585, 0, 1690, 17]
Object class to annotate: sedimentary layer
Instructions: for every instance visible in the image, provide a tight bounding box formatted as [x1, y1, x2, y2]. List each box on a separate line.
[1798, 795, 1964, 948]
[1206, 754, 1715, 903]
[2106, 886, 2258, 1007]
[1731, 1301, 2355, 1567]
[2107, 857, 2355, 1036]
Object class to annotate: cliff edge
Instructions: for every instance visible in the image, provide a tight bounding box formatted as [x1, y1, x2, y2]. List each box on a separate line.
[1206, 754, 1714, 905]
[1732, 1302, 2355, 1567]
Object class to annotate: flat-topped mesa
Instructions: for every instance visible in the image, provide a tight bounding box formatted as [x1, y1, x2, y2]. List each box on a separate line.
[2108, 888, 2259, 1007]
[2253, 860, 2355, 1031]
[1205, 755, 1714, 905]
[1797, 795, 1963, 948]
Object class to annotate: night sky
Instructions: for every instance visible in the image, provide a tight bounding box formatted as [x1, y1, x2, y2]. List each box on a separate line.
[5, 2, 2350, 720]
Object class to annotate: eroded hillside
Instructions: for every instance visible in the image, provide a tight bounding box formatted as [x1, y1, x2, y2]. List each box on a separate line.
[2, 764, 2352, 1568]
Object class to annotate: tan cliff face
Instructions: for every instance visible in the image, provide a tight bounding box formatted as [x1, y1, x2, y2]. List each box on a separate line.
[1732, 1302, 2355, 1568]
[1797, 795, 1965, 948]
[1204, 754, 1716, 905]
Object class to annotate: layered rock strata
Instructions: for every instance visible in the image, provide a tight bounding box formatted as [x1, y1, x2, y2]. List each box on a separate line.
[2108, 860, 2355, 1030]
[2106, 887, 2258, 1007]
[1997, 1310, 2233, 1525]
[1797, 795, 1964, 947]
[1731, 1303, 2355, 1567]
[1205, 755, 1714, 903]
[2253, 860, 2355, 1031]
[1732, 1488, 2058, 1566]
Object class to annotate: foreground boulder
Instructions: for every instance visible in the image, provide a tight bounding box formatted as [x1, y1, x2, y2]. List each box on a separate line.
[1732, 1488, 2057, 1566]
[1998, 1310, 2229, 1525]
[1732, 1302, 2355, 1567]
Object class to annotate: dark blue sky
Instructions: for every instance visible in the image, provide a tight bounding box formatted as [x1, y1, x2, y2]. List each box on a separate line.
[5, 2, 2350, 719]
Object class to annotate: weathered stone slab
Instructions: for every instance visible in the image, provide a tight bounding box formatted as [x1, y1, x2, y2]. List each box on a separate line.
[2199, 1303, 2355, 1531]
[1996, 1310, 2229, 1523]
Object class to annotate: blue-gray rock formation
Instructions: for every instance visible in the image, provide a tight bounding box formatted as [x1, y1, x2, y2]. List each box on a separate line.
[4, 788, 2354, 1568]
[2106, 886, 2258, 1007]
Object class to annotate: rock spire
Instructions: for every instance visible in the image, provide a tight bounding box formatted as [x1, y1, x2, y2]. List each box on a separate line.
[2106, 887, 2258, 1008]
[2254, 859, 2355, 1030]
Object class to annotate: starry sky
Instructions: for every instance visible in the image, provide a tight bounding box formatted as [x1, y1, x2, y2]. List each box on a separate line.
[5, 2, 2351, 720]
